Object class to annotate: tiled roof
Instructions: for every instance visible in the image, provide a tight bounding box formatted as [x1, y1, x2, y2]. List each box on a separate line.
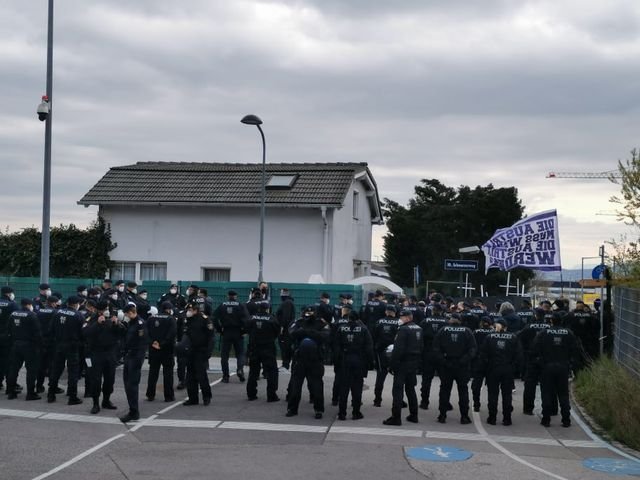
[79, 162, 379, 211]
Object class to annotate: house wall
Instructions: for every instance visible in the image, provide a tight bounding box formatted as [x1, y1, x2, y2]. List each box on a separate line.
[101, 205, 327, 283]
[329, 179, 374, 282]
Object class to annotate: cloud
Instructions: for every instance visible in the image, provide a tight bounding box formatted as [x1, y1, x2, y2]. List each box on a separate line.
[1, 0, 638, 272]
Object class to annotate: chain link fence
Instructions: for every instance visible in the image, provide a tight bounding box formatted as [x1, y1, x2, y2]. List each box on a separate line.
[613, 286, 640, 379]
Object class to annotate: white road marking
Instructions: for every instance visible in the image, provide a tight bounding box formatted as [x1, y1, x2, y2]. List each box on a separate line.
[571, 408, 640, 462]
[330, 426, 423, 437]
[0, 408, 45, 418]
[146, 419, 222, 429]
[472, 411, 571, 480]
[40, 412, 122, 425]
[30, 433, 126, 480]
[425, 430, 485, 441]
[493, 435, 560, 446]
[219, 421, 327, 433]
[560, 439, 605, 448]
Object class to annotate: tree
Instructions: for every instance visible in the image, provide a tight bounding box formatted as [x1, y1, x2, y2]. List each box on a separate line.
[609, 148, 640, 226]
[0, 217, 116, 278]
[383, 179, 534, 295]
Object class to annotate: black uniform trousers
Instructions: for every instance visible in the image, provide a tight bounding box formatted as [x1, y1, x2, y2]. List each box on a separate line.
[146, 349, 174, 400]
[278, 334, 292, 369]
[247, 345, 278, 400]
[332, 361, 345, 403]
[523, 361, 543, 413]
[471, 368, 485, 409]
[541, 364, 570, 422]
[90, 349, 117, 401]
[420, 352, 438, 407]
[338, 354, 365, 416]
[177, 355, 186, 384]
[486, 365, 514, 420]
[220, 332, 245, 377]
[186, 349, 211, 403]
[391, 358, 419, 418]
[374, 349, 390, 401]
[287, 359, 325, 414]
[438, 362, 470, 417]
[49, 346, 80, 398]
[36, 342, 54, 390]
[0, 336, 9, 387]
[7, 341, 39, 395]
[123, 350, 145, 414]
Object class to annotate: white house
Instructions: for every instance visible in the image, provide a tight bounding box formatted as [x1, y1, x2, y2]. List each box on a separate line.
[79, 162, 383, 284]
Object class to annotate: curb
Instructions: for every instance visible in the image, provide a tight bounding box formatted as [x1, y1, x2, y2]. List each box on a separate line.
[570, 382, 640, 460]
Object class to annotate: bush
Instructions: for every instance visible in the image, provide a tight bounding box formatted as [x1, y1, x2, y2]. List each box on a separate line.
[574, 356, 640, 451]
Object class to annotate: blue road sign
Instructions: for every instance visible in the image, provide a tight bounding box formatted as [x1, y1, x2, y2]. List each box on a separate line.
[592, 264, 606, 280]
[406, 445, 473, 463]
[583, 458, 640, 476]
[444, 259, 478, 271]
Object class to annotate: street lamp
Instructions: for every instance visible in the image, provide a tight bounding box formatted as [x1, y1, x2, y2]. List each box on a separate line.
[39, 0, 54, 284]
[241, 114, 266, 283]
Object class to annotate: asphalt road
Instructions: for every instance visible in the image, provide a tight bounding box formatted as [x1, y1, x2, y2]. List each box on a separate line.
[0, 358, 637, 480]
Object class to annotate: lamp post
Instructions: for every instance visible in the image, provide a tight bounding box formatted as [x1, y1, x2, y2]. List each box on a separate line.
[241, 114, 266, 283]
[39, 0, 54, 284]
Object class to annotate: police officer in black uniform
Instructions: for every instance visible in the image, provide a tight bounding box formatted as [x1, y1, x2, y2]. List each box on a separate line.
[120, 304, 149, 422]
[36, 296, 58, 393]
[533, 312, 578, 428]
[0, 286, 18, 391]
[246, 301, 281, 402]
[33, 283, 51, 311]
[419, 303, 448, 410]
[83, 300, 122, 414]
[214, 290, 249, 383]
[363, 290, 388, 334]
[479, 318, 522, 425]
[276, 289, 296, 370]
[433, 314, 477, 424]
[335, 308, 373, 420]
[518, 308, 550, 415]
[145, 301, 177, 402]
[471, 316, 494, 412]
[383, 308, 423, 426]
[6, 298, 42, 400]
[48, 296, 85, 405]
[372, 304, 399, 407]
[516, 299, 535, 327]
[286, 306, 330, 419]
[157, 284, 186, 310]
[331, 304, 353, 406]
[567, 301, 599, 367]
[182, 302, 215, 406]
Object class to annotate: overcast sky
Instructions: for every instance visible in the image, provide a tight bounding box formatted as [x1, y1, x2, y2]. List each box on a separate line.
[1, 0, 638, 271]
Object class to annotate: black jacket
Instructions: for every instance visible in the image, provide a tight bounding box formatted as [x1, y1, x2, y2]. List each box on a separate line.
[185, 313, 215, 353]
[373, 316, 399, 351]
[391, 320, 423, 368]
[123, 315, 150, 355]
[147, 313, 177, 352]
[532, 327, 578, 368]
[479, 332, 522, 371]
[246, 313, 280, 349]
[9, 308, 42, 345]
[433, 325, 477, 367]
[0, 296, 18, 339]
[83, 313, 122, 352]
[214, 301, 249, 334]
[51, 308, 85, 349]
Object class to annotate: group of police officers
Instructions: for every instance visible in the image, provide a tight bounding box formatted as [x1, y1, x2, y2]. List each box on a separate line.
[0, 282, 600, 429]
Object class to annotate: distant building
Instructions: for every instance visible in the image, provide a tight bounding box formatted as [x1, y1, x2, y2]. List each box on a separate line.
[79, 162, 383, 283]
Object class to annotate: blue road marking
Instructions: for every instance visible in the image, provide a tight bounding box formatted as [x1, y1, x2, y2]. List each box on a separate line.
[406, 445, 473, 463]
[583, 458, 640, 476]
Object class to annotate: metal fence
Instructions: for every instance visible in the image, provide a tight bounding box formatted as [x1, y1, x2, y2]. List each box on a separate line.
[613, 286, 640, 379]
[0, 276, 363, 312]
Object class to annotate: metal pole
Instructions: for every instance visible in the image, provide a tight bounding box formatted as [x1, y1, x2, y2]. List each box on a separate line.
[40, 0, 54, 284]
[599, 245, 605, 356]
[581, 257, 585, 300]
[257, 124, 266, 284]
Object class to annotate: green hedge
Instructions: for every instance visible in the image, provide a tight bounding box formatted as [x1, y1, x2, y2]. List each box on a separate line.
[574, 356, 640, 451]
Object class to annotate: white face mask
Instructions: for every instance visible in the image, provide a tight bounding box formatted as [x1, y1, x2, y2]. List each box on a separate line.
[111, 294, 118, 301]
[186, 289, 193, 296]
[131, 288, 137, 294]
[27, 305, 34, 312]
[118, 286, 125, 293]
[140, 293, 148, 300]
[186, 310, 194, 318]
[170, 288, 177, 295]
[81, 290, 87, 297]
[9, 293, 15, 301]
[102, 309, 110, 317]
[45, 289, 52, 297]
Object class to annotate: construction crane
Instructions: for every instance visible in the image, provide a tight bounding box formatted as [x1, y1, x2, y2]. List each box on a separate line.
[546, 170, 621, 179]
